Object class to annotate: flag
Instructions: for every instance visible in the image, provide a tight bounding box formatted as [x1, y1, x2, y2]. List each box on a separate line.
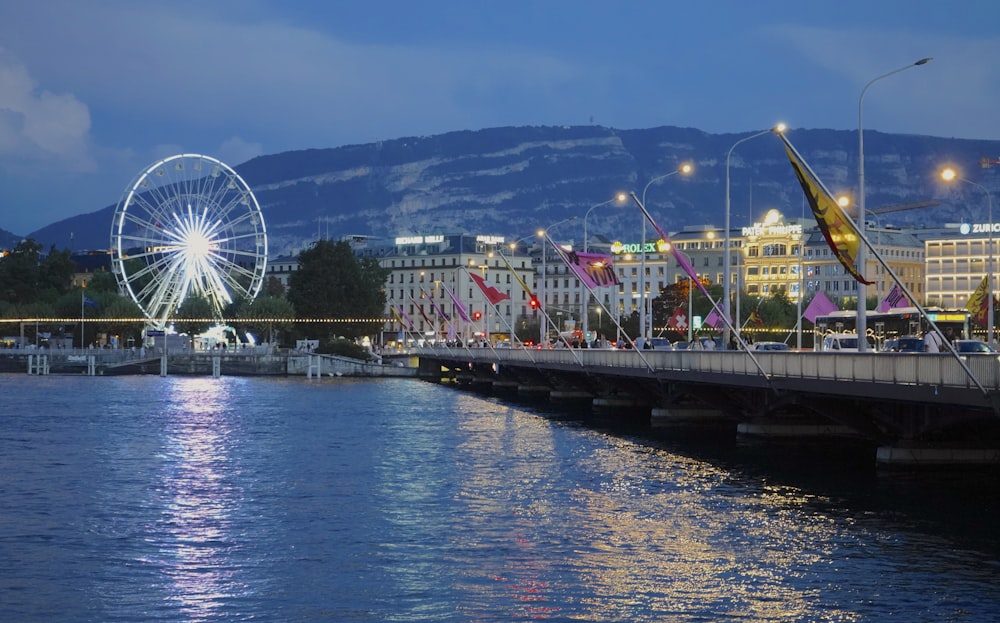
[469, 272, 510, 305]
[397, 306, 415, 331]
[802, 290, 839, 323]
[777, 132, 872, 285]
[748, 308, 764, 327]
[82, 294, 98, 308]
[704, 308, 726, 330]
[967, 275, 990, 325]
[551, 246, 620, 288]
[443, 284, 471, 322]
[632, 193, 714, 302]
[667, 307, 689, 331]
[416, 304, 434, 327]
[877, 282, 911, 312]
[498, 253, 535, 298]
[426, 293, 450, 322]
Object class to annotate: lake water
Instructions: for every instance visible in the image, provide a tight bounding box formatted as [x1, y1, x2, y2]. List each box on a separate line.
[2, 374, 999, 622]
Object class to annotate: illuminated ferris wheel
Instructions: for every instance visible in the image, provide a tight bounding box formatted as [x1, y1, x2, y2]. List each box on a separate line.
[110, 154, 268, 328]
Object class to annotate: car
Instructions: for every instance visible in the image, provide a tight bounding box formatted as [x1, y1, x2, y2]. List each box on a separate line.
[647, 337, 672, 350]
[883, 336, 924, 353]
[821, 333, 873, 352]
[749, 341, 791, 351]
[954, 339, 995, 354]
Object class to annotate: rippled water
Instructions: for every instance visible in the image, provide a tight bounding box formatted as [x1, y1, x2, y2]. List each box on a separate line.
[2, 375, 999, 622]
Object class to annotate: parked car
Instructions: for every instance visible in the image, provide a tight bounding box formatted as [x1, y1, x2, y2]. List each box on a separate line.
[883, 336, 924, 353]
[647, 337, 672, 350]
[954, 339, 995, 354]
[821, 333, 873, 352]
[749, 341, 791, 351]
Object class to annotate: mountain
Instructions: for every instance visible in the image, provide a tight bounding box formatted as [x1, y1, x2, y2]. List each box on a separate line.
[22, 125, 1000, 256]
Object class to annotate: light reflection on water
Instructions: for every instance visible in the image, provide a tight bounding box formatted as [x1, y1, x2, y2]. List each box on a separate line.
[0, 375, 999, 621]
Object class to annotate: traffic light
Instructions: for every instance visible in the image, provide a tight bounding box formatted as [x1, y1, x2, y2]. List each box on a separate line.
[529, 295, 539, 309]
[472, 311, 482, 321]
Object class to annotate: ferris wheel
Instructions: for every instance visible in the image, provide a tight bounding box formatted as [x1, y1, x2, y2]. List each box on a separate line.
[110, 154, 268, 328]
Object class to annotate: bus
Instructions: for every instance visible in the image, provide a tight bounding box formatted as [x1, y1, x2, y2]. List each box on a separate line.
[812, 307, 972, 351]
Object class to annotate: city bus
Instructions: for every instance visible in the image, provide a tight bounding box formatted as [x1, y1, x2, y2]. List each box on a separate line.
[812, 307, 972, 351]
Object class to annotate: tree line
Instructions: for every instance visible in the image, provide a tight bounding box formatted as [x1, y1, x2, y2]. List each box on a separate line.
[0, 239, 388, 351]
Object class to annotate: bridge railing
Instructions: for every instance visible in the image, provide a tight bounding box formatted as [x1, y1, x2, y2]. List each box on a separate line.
[416, 347, 1000, 392]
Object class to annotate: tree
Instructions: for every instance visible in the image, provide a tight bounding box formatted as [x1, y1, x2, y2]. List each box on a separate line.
[239, 295, 297, 345]
[287, 240, 389, 340]
[0, 238, 42, 304]
[262, 275, 286, 298]
[37, 245, 75, 301]
[173, 294, 215, 348]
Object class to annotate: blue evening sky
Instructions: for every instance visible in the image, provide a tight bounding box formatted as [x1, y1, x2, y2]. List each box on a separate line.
[1, 0, 998, 234]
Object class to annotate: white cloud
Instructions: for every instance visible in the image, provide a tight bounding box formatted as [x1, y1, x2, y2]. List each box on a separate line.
[218, 136, 265, 167]
[0, 49, 95, 171]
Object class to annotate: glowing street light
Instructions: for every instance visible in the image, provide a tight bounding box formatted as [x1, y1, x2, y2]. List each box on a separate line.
[638, 163, 693, 341]
[942, 166, 995, 345]
[581, 193, 627, 337]
[856, 57, 933, 351]
[724, 123, 785, 348]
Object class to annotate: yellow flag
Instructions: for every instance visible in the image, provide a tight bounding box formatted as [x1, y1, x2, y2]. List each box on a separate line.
[967, 275, 990, 325]
[778, 134, 872, 285]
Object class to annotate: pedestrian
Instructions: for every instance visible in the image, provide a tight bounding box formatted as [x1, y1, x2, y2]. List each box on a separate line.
[924, 330, 943, 353]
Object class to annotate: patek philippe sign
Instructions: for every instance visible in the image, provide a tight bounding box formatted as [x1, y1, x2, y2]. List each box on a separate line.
[741, 222, 802, 237]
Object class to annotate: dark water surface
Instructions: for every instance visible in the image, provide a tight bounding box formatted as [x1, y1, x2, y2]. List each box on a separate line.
[2, 375, 999, 622]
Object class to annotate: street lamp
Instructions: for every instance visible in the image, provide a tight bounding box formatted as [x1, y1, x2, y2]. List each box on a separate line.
[857, 57, 933, 351]
[581, 193, 627, 338]
[725, 123, 785, 348]
[639, 163, 693, 341]
[942, 166, 994, 345]
[538, 215, 579, 345]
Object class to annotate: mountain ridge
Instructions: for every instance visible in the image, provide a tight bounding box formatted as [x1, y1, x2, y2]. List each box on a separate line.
[14, 124, 1000, 256]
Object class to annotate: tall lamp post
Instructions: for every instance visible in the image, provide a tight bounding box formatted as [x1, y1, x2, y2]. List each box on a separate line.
[857, 57, 933, 351]
[538, 215, 579, 345]
[581, 193, 627, 338]
[942, 167, 994, 345]
[725, 123, 785, 348]
[639, 164, 693, 341]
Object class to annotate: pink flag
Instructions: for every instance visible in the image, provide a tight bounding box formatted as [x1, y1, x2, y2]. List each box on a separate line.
[704, 308, 727, 330]
[444, 284, 471, 322]
[803, 290, 838, 323]
[876, 282, 910, 312]
[633, 196, 713, 302]
[552, 247, 620, 288]
[469, 272, 510, 305]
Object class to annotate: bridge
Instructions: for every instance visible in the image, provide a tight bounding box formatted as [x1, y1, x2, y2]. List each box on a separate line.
[414, 347, 1000, 467]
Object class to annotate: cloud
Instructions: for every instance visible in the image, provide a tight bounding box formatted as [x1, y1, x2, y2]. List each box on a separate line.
[0, 48, 95, 172]
[218, 136, 265, 167]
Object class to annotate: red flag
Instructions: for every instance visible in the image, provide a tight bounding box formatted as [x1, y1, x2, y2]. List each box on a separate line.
[667, 307, 688, 331]
[469, 272, 510, 305]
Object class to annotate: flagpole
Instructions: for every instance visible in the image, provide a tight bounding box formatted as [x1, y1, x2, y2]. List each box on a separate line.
[542, 232, 653, 371]
[80, 290, 85, 350]
[782, 130, 987, 396]
[461, 268, 539, 365]
[628, 192, 773, 386]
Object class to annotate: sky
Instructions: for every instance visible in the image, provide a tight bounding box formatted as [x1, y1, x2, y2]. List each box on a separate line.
[2, 0, 999, 235]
